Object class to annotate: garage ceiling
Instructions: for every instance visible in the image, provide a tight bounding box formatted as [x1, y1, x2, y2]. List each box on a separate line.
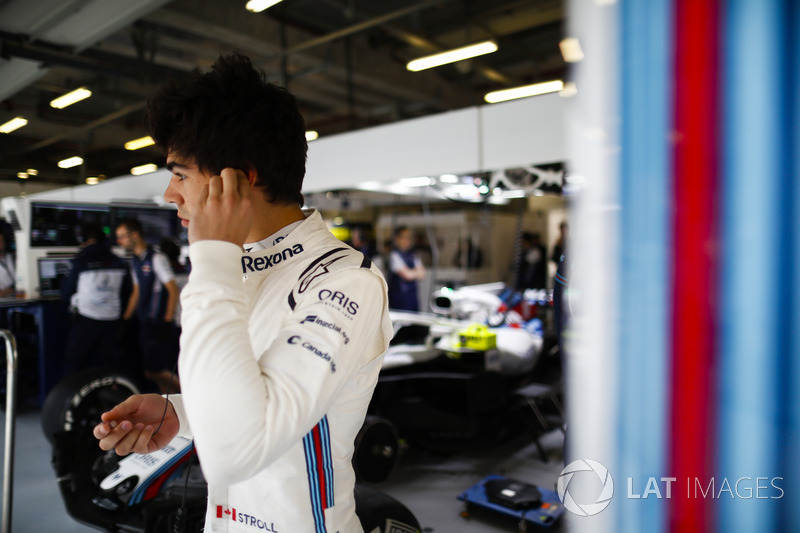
[0, 0, 565, 187]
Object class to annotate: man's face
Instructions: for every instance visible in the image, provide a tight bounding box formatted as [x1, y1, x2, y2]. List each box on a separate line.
[115, 226, 136, 253]
[394, 230, 412, 252]
[163, 152, 213, 228]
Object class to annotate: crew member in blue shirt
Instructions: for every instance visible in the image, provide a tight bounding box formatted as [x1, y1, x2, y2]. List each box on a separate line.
[387, 226, 426, 311]
[116, 218, 180, 393]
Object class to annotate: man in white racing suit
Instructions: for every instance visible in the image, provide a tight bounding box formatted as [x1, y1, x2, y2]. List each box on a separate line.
[93, 53, 392, 533]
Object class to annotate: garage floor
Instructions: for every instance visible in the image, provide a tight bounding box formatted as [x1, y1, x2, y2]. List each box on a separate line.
[0, 405, 568, 533]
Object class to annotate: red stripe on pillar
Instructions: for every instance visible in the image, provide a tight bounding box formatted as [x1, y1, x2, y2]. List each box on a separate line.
[669, 0, 719, 531]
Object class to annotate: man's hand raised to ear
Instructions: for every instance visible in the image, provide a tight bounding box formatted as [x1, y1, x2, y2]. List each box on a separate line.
[188, 168, 254, 247]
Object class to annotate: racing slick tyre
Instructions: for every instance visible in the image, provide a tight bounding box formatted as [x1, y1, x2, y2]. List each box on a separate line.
[41, 367, 141, 445]
[353, 415, 401, 484]
[355, 484, 421, 533]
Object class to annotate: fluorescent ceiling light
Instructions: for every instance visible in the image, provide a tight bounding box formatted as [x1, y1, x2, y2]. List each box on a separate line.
[488, 196, 510, 205]
[50, 87, 92, 109]
[439, 174, 459, 183]
[450, 183, 480, 200]
[17, 172, 28, 179]
[245, 0, 283, 12]
[398, 176, 433, 187]
[0, 117, 28, 134]
[131, 163, 158, 175]
[407, 40, 498, 72]
[124, 136, 155, 150]
[27, 168, 38, 176]
[559, 82, 578, 98]
[85, 177, 100, 185]
[357, 181, 383, 191]
[484, 80, 564, 104]
[559, 38, 585, 63]
[58, 156, 84, 169]
[305, 130, 319, 141]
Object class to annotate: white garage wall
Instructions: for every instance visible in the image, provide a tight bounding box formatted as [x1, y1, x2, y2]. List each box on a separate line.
[17, 92, 567, 202]
[305, 92, 567, 192]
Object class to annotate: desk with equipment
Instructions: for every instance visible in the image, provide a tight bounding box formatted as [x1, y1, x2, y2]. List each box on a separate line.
[0, 256, 74, 406]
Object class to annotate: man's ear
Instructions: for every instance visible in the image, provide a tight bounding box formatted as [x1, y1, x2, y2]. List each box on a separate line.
[246, 169, 258, 186]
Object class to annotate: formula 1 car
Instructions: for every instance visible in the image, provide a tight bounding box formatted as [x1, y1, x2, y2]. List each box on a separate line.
[41, 368, 420, 533]
[368, 283, 559, 454]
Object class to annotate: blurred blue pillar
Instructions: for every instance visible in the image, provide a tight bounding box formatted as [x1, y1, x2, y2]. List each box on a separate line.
[616, 0, 672, 531]
[718, 0, 790, 531]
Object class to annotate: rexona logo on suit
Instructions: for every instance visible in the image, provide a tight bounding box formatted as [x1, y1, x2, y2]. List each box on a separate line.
[241, 244, 305, 273]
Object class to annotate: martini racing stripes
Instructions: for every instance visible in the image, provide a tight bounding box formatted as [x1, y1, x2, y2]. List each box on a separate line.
[303, 416, 335, 533]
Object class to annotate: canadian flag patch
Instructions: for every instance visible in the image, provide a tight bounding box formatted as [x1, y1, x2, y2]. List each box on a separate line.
[216, 505, 236, 521]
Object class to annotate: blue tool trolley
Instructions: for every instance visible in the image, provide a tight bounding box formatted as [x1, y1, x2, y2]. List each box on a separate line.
[457, 474, 565, 531]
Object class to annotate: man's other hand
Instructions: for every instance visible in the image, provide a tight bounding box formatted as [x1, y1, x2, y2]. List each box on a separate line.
[93, 394, 179, 455]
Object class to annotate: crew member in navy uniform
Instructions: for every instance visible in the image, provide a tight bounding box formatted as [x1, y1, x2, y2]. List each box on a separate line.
[61, 223, 130, 375]
[115, 218, 180, 393]
[94, 53, 392, 533]
[387, 226, 426, 311]
[0, 232, 15, 298]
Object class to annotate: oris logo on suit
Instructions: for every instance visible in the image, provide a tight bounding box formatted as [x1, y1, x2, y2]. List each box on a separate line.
[316, 289, 359, 318]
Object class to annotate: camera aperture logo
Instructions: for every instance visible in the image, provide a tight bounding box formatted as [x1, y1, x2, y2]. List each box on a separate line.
[557, 460, 784, 517]
[557, 459, 614, 516]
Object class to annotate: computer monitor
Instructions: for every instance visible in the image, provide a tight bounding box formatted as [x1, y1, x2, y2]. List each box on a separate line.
[30, 202, 111, 247]
[111, 205, 184, 246]
[37, 256, 74, 299]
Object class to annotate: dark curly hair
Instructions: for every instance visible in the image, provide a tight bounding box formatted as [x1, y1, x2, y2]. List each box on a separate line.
[146, 53, 307, 206]
[117, 217, 144, 237]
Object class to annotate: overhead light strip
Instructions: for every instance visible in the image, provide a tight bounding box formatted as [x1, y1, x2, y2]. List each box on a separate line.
[58, 156, 84, 169]
[398, 176, 433, 187]
[245, 0, 283, 13]
[50, 87, 92, 109]
[559, 38, 585, 63]
[131, 163, 158, 175]
[305, 130, 319, 141]
[407, 40, 498, 72]
[124, 136, 155, 150]
[0, 117, 28, 134]
[484, 80, 564, 104]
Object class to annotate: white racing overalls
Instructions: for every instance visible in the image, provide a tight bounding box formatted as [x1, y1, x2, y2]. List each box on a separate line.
[170, 209, 392, 533]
